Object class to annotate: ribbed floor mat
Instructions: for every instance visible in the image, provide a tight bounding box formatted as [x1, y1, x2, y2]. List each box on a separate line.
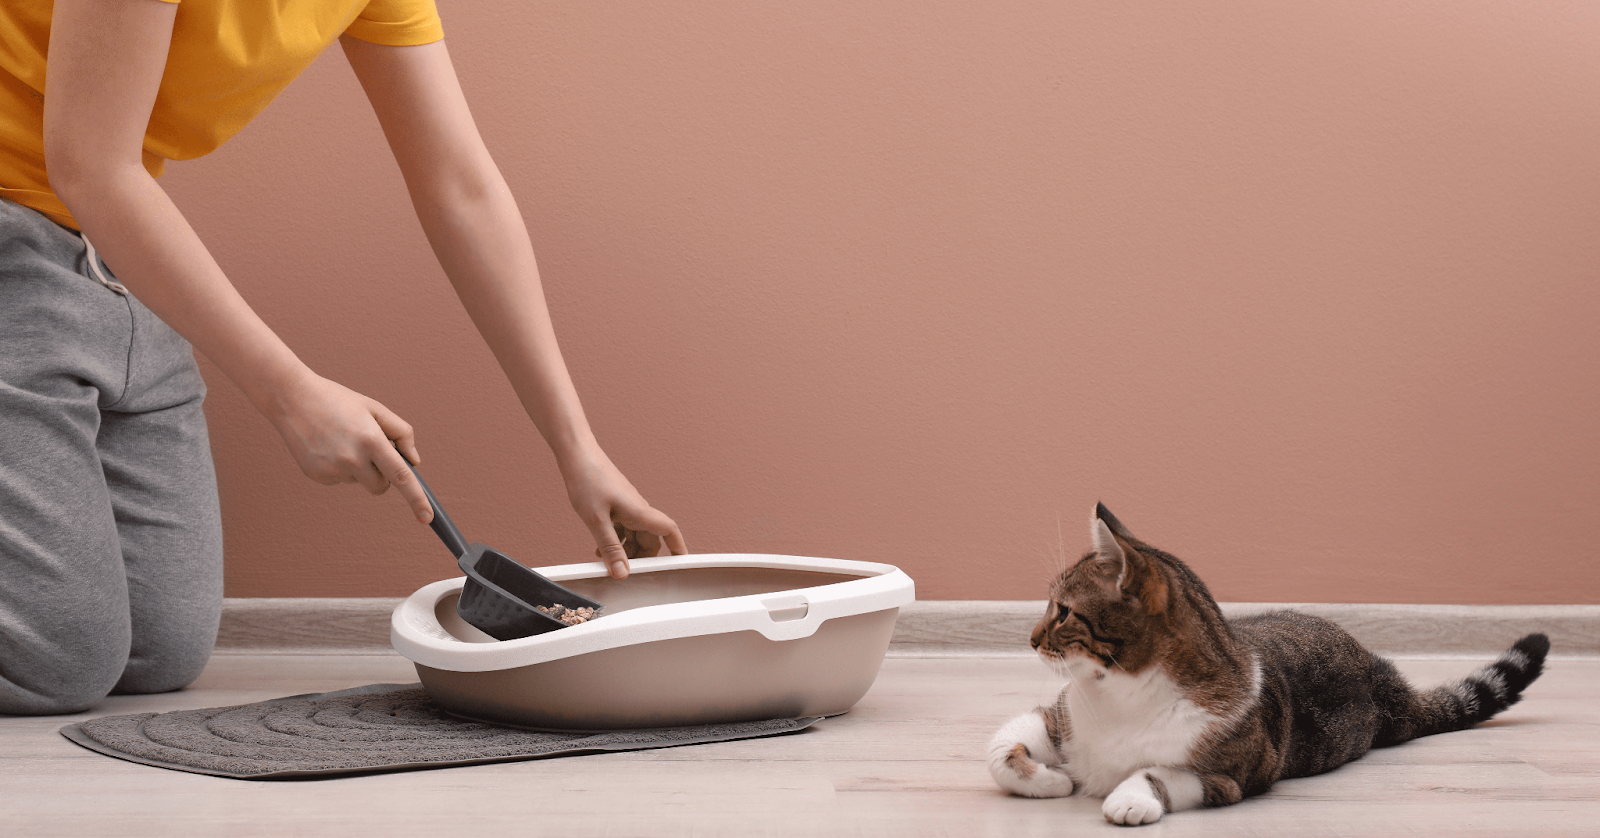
[60, 683, 818, 779]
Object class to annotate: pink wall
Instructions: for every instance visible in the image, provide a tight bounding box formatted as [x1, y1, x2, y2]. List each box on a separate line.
[159, 1, 1599, 604]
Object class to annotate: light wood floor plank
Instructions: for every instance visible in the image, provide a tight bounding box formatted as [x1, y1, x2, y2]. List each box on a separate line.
[2, 652, 1596, 837]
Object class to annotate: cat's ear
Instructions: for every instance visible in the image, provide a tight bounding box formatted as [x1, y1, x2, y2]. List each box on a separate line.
[1092, 506, 1168, 611]
[1095, 502, 1134, 541]
[1091, 517, 1129, 590]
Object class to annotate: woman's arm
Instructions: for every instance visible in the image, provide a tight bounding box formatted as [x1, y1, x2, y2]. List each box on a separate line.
[44, 0, 434, 523]
[340, 36, 685, 578]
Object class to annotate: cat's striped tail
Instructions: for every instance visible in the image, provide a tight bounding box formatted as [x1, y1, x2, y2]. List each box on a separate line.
[1379, 633, 1549, 745]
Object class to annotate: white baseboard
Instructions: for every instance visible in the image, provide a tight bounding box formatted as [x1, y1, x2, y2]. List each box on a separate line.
[215, 598, 1598, 658]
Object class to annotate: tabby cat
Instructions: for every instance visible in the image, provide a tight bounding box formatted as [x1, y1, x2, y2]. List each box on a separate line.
[987, 503, 1549, 825]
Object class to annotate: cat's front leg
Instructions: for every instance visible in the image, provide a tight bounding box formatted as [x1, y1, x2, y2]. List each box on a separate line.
[1102, 766, 1204, 825]
[986, 706, 1075, 798]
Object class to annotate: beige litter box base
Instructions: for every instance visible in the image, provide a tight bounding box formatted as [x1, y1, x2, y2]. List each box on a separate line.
[419, 607, 899, 731]
[396, 558, 915, 731]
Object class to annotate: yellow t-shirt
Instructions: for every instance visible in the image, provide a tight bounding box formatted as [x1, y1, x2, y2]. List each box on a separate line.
[0, 0, 444, 230]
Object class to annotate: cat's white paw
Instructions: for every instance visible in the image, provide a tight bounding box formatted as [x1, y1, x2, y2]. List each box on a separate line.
[1103, 775, 1165, 825]
[986, 712, 1074, 798]
[990, 743, 1076, 798]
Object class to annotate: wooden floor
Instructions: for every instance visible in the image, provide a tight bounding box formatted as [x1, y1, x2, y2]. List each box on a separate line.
[3, 650, 1596, 837]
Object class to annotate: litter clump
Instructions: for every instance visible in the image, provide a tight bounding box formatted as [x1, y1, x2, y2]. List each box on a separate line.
[535, 604, 599, 626]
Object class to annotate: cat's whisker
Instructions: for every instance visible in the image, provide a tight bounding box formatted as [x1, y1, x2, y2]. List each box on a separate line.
[1036, 530, 1067, 576]
[1036, 543, 1062, 575]
[1059, 663, 1100, 728]
[1054, 512, 1069, 574]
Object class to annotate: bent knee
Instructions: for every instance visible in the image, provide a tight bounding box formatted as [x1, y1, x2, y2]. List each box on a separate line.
[113, 643, 213, 696]
[0, 644, 128, 715]
[114, 588, 221, 696]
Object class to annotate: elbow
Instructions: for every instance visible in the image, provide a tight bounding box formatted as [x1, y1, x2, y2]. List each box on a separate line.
[414, 170, 507, 218]
[43, 139, 145, 216]
[42, 146, 116, 217]
[43, 144, 90, 207]
[402, 149, 510, 219]
[42, 88, 159, 213]
[42, 120, 92, 202]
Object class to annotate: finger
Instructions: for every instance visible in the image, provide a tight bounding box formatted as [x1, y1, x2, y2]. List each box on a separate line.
[626, 528, 661, 559]
[371, 438, 434, 524]
[586, 518, 630, 579]
[353, 459, 390, 495]
[622, 506, 687, 556]
[613, 522, 642, 558]
[663, 525, 688, 556]
[363, 402, 430, 522]
[368, 400, 420, 467]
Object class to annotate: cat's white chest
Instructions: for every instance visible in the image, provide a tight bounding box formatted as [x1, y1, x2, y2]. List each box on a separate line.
[1060, 665, 1216, 797]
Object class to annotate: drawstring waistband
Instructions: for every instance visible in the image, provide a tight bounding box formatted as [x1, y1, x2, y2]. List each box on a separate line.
[81, 234, 129, 295]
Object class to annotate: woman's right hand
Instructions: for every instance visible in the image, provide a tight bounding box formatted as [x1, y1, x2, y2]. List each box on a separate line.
[262, 371, 434, 524]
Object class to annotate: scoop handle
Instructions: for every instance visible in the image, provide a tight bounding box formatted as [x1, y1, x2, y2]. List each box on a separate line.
[401, 459, 470, 560]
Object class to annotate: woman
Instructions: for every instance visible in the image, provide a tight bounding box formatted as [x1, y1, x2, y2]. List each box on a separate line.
[0, 0, 685, 714]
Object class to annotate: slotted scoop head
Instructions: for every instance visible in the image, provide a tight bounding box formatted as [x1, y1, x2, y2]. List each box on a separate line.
[405, 461, 602, 641]
[455, 544, 601, 639]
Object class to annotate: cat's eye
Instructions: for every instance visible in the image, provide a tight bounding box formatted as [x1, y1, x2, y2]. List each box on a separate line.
[1054, 605, 1073, 626]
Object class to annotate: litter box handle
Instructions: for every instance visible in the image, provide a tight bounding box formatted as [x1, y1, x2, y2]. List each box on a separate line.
[400, 457, 471, 560]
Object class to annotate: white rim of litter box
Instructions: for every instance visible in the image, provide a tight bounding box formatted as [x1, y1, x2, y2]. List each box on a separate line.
[390, 553, 917, 672]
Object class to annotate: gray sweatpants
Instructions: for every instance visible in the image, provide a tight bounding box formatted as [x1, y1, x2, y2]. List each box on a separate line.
[0, 198, 222, 715]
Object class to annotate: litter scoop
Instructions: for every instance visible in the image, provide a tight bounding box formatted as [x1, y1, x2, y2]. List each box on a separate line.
[403, 460, 603, 641]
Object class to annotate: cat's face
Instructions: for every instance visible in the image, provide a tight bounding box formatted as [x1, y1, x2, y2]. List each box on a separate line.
[1030, 512, 1170, 677]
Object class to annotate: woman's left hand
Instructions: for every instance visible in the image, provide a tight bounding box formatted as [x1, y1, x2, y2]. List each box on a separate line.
[559, 446, 686, 579]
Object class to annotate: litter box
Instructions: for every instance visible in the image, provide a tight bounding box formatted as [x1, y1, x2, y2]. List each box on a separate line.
[391, 553, 916, 730]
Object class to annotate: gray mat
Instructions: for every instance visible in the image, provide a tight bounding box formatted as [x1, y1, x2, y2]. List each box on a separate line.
[60, 683, 819, 779]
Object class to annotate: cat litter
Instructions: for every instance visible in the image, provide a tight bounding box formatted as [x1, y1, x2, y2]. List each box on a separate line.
[535, 605, 598, 626]
[391, 553, 915, 731]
